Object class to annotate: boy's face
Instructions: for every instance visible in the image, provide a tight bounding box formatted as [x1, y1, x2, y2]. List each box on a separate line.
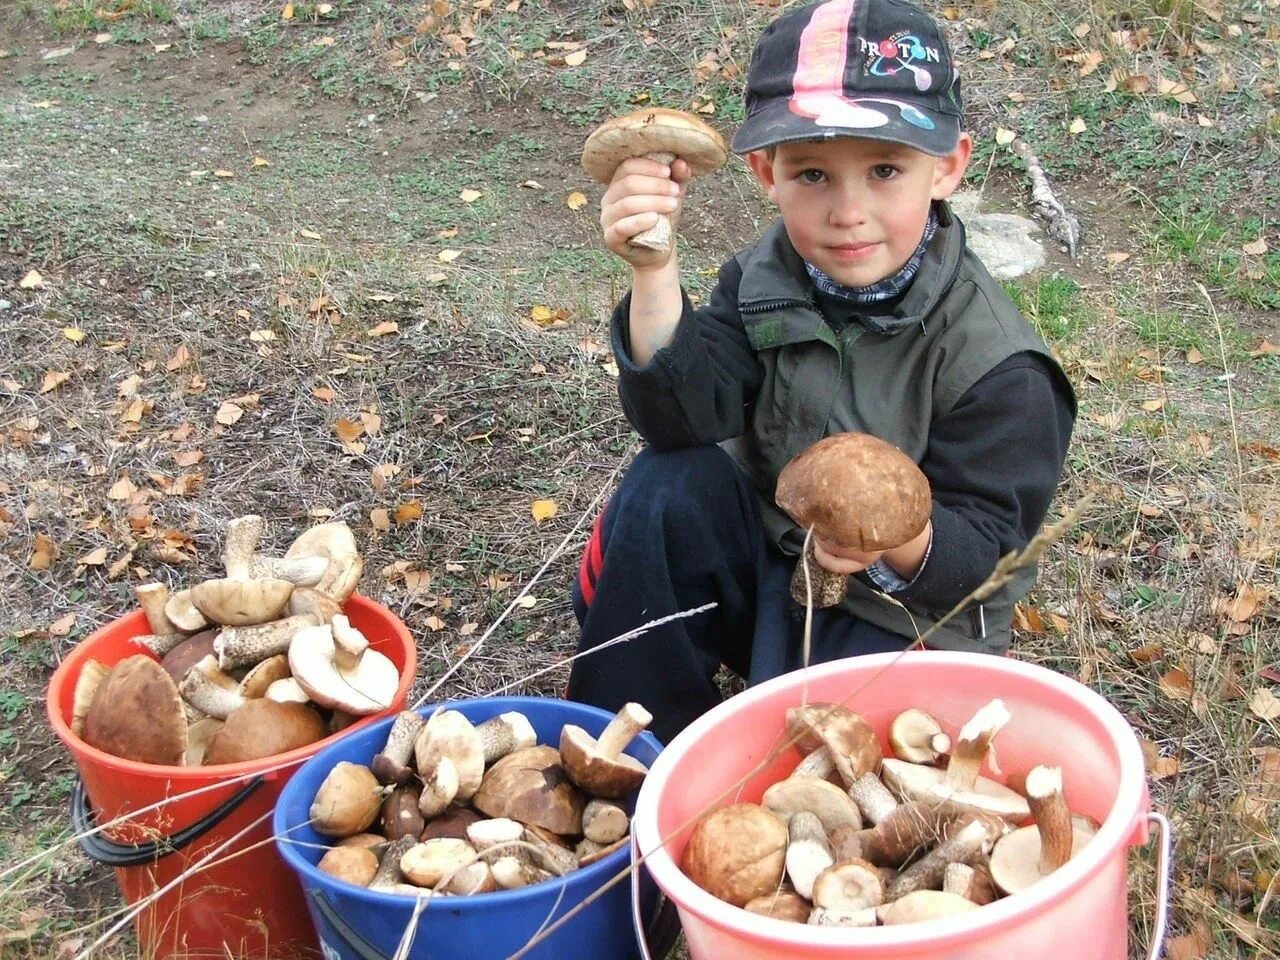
[746, 134, 972, 288]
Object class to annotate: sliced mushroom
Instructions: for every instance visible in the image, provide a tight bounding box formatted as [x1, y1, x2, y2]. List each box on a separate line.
[680, 803, 787, 908]
[559, 702, 651, 799]
[81, 655, 187, 765]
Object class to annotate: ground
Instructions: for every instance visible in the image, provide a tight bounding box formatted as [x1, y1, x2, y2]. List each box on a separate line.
[0, 0, 1277, 957]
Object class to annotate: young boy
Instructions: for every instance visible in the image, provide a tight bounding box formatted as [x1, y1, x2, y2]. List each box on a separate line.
[567, 0, 1076, 746]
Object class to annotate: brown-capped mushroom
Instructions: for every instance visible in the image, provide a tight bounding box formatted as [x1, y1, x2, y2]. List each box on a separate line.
[158, 629, 218, 685]
[71, 659, 110, 739]
[413, 709, 486, 804]
[285, 522, 362, 603]
[785, 702, 881, 786]
[81, 655, 187, 765]
[371, 711, 425, 785]
[203, 699, 326, 765]
[680, 803, 787, 908]
[318, 845, 379, 887]
[238, 653, 291, 699]
[190, 518, 295, 627]
[381, 784, 426, 842]
[580, 108, 727, 253]
[559, 701, 651, 799]
[419, 806, 484, 842]
[311, 761, 385, 838]
[989, 765, 1093, 895]
[762, 776, 863, 835]
[745, 891, 812, 924]
[472, 744, 585, 836]
[774, 432, 932, 608]
[288, 617, 398, 715]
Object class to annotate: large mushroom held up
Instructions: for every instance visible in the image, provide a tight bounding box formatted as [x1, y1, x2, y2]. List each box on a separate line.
[775, 432, 932, 608]
[580, 108, 727, 254]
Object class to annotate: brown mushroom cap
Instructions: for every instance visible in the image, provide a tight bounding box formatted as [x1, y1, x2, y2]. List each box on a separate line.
[311, 761, 385, 838]
[472, 744, 585, 836]
[318, 845, 379, 887]
[81, 655, 187, 765]
[775, 432, 931, 552]
[190, 577, 295, 627]
[158, 629, 218, 685]
[203, 699, 327, 765]
[785, 702, 882, 786]
[681, 803, 788, 908]
[581, 108, 728, 183]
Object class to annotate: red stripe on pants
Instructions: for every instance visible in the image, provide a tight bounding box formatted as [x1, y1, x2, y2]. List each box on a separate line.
[577, 508, 608, 607]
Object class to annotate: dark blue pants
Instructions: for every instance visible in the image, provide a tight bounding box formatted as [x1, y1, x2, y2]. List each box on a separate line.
[566, 446, 910, 746]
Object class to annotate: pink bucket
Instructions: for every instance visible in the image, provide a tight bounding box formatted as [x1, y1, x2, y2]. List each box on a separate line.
[631, 652, 1172, 959]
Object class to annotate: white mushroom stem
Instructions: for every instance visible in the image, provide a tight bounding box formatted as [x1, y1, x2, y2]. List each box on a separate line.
[943, 862, 998, 905]
[466, 817, 527, 862]
[135, 583, 177, 635]
[597, 702, 652, 758]
[216, 614, 317, 670]
[178, 654, 247, 720]
[522, 827, 577, 876]
[131, 632, 189, 657]
[224, 515, 264, 579]
[331, 614, 369, 671]
[785, 811, 834, 901]
[492, 856, 553, 889]
[582, 798, 630, 845]
[887, 817, 988, 899]
[848, 772, 899, 825]
[889, 708, 952, 764]
[368, 835, 417, 891]
[944, 699, 1011, 792]
[1026, 765, 1073, 873]
[372, 711, 426, 785]
[475, 711, 537, 764]
[251, 554, 328, 586]
[808, 906, 880, 927]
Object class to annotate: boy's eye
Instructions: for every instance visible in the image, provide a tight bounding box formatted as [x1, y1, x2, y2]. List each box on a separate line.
[872, 164, 899, 180]
[799, 169, 826, 184]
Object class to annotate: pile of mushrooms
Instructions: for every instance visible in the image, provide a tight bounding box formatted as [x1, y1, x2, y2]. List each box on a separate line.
[681, 699, 1098, 926]
[307, 702, 653, 897]
[71, 517, 398, 767]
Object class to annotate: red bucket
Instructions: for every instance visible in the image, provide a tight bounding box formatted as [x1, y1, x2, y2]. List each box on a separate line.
[46, 594, 417, 960]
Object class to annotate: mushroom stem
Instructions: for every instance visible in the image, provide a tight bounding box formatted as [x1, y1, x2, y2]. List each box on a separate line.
[492, 856, 554, 889]
[217, 614, 317, 670]
[369, 835, 417, 891]
[331, 614, 370, 671]
[859, 801, 949, 867]
[889, 708, 952, 764]
[943, 699, 1011, 792]
[848, 772, 899, 825]
[808, 906, 880, 927]
[791, 539, 849, 608]
[582, 798, 630, 845]
[224, 515, 265, 579]
[475, 711, 537, 764]
[135, 583, 177, 636]
[372, 711, 425, 785]
[1026, 765, 1073, 873]
[522, 827, 578, 876]
[597, 701, 652, 758]
[943, 861, 998, 905]
[178, 654, 247, 720]
[887, 817, 988, 899]
[785, 810, 834, 901]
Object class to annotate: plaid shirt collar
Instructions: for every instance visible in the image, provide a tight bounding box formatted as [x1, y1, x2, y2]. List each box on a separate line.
[805, 209, 939, 308]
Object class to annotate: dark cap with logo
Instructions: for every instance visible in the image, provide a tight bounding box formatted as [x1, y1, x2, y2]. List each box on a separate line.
[731, 0, 964, 157]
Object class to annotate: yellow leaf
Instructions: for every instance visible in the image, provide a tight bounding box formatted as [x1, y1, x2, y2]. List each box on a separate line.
[39, 370, 71, 393]
[249, 329, 276, 342]
[565, 48, 587, 66]
[371, 463, 401, 490]
[566, 191, 588, 210]
[252, 156, 271, 167]
[213, 169, 235, 179]
[313, 36, 335, 47]
[298, 228, 323, 240]
[1141, 397, 1166, 412]
[438, 249, 461, 262]
[62, 327, 85, 342]
[282, 2, 295, 19]
[215, 401, 245, 426]
[438, 226, 459, 239]
[530, 499, 558, 522]
[1159, 667, 1193, 700]
[515, 595, 537, 609]
[370, 508, 390, 532]
[459, 622, 478, 636]
[166, 344, 192, 371]
[334, 418, 365, 443]
[530, 305, 553, 323]
[49, 614, 76, 636]
[20, 270, 45, 289]
[107, 474, 138, 500]
[1242, 237, 1268, 256]
[367, 321, 399, 337]
[424, 615, 446, 631]
[79, 547, 108, 566]
[313, 386, 336, 403]
[29, 534, 58, 570]
[173, 450, 204, 467]
[459, 188, 483, 203]
[994, 127, 1016, 146]
[153, 42, 172, 52]
[395, 501, 424, 524]
[1157, 76, 1198, 104]
[1185, 346, 1202, 364]
[360, 411, 382, 436]
[1068, 116, 1087, 134]
[1249, 687, 1280, 721]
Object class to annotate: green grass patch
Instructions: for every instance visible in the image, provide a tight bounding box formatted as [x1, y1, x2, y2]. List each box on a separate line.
[1003, 274, 1087, 343]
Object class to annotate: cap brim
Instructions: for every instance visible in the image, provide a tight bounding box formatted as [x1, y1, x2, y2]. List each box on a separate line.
[731, 96, 959, 157]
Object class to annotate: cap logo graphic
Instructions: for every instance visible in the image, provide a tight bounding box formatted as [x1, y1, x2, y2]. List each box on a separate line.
[861, 31, 940, 92]
[788, 0, 936, 133]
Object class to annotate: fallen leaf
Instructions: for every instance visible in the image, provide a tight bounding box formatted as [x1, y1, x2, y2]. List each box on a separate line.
[1242, 236, 1269, 256]
[367, 321, 399, 337]
[298, 228, 323, 240]
[566, 191, 588, 210]
[424, 615, 446, 631]
[994, 127, 1016, 146]
[564, 48, 588, 66]
[514, 595, 537, 608]
[530, 499, 558, 522]
[282, 2, 295, 19]
[252, 156, 271, 167]
[78, 547, 108, 566]
[1157, 76, 1198, 103]
[213, 169, 235, 179]
[1142, 397, 1166, 412]
[19, 269, 45, 289]
[1251, 340, 1279, 357]
[370, 508, 390, 532]
[371, 463, 401, 490]
[107, 475, 138, 500]
[1219, 583, 1263, 622]
[62, 327, 85, 342]
[49, 614, 76, 636]
[1165, 921, 1211, 960]
[1159, 667, 1194, 700]
[215, 401, 245, 426]
[1185, 346, 1202, 364]
[459, 622, 478, 636]
[1068, 116, 1087, 134]
[29, 534, 58, 570]
[173, 450, 204, 467]
[459, 188, 483, 203]
[1104, 251, 1130, 264]
[166, 345, 192, 371]
[334, 418, 364, 444]
[313, 36, 335, 47]
[249, 329, 276, 342]
[1128, 642, 1164, 663]
[395, 501, 424, 524]
[1249, 687, 1280, 720]
[39, 370, 71, 393]
[313, 386, 335, 403]
[359, 411, 381, 435]
[438, 249, 461, 262]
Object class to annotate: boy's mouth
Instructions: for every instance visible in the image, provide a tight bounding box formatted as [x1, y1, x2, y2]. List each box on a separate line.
[828, 241, 879, 261]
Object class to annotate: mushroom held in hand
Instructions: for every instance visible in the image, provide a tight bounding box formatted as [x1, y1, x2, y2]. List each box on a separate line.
[774, 432, 932, 608]
[580, 108, 727, 253]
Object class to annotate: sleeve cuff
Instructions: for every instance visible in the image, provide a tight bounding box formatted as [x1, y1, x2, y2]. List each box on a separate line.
[864, 531, 933, 594]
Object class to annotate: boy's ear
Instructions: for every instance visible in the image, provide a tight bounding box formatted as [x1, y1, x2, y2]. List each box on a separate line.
[930, 132, 973, 201]
[745, 150, 778, 201]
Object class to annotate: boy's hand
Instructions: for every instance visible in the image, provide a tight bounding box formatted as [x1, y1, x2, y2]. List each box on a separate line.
[813, 538, 881, 576]
[600, 157, 691, 270]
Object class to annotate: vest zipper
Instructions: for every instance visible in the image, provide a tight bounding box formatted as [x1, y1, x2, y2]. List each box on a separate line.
[740, 298, 813, 315]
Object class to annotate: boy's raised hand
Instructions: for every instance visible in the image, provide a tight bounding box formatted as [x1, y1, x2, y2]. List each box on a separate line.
[600, 157, 691, 270]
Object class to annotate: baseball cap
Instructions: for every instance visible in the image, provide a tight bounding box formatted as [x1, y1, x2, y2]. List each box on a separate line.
[731, 0, 964, 157]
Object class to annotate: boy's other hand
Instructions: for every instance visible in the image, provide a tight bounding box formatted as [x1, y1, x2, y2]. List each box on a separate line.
[600, 157, 691, 270]
[812, 537, 881, 575]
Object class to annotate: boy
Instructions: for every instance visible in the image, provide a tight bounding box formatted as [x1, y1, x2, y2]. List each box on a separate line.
[567, 0, 1076, 746]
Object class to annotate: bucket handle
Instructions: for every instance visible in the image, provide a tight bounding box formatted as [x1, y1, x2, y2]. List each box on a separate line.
[308, 889, 392, 960]
[70, 774, 264, 868]
[1144, 811, 1174, 960]
[630, 836, 683, 960]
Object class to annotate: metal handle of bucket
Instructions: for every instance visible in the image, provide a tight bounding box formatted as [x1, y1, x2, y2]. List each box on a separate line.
[309, 889, 392, 960]
[1145, 811, 1174, 960]
[70, 774, 265, 868]
[630, 836, 683, 960]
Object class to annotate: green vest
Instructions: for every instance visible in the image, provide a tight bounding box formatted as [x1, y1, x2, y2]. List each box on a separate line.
[722, 203, 1060, 654]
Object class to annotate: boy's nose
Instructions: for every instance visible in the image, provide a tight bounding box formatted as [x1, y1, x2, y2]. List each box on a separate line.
[827, 186, 867, 227]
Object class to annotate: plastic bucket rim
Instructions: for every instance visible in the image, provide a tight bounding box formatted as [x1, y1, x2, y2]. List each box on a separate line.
[274, 694, 661, 912]
[46, 595, 418, 781]
[632, 651, 1150, 948]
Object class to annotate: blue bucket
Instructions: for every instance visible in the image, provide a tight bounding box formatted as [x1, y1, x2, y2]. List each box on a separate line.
[274, 696, 677, 960]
